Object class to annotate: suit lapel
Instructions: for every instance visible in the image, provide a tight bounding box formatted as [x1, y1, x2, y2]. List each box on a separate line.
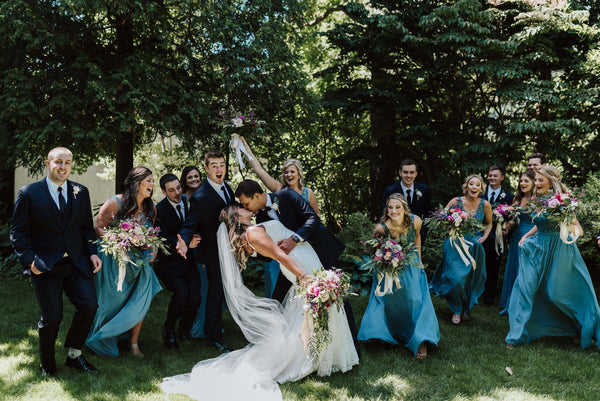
[38, 180, 61, 226]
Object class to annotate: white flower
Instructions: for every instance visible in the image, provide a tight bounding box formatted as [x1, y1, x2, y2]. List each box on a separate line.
[272, 197, 280, 212]
[415, 189, 423, 198]
[231, 117, 244, 127]
[72, 185, 82, 199]
[499, 192, 506, 200]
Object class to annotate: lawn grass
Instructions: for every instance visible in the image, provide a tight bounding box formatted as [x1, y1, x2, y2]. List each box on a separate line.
[2, 277, 600, 401]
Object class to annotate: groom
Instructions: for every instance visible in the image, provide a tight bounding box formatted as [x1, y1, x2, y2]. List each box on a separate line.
[235, 179, 359, 351]
[10, 147, 102, 376]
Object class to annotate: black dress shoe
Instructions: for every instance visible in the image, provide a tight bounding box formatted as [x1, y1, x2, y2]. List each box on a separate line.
[65, 355, 98, 373]
[177, 331, 192, 342]
[164, 333, 179, 350]
[210, 341, 232, 353]
[40, 365, 56, 377]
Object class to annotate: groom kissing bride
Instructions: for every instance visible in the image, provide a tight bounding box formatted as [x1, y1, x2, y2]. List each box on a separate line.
[163, 179, 359, 401]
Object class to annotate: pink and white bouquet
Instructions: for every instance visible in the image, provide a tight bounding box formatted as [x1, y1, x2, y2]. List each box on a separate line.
[361, 234, 418, 296]
[492, 204, 520, 253]
[296, 269, 353, 358]
[96, 219, 169, 291]
[529, 190, 583, 243]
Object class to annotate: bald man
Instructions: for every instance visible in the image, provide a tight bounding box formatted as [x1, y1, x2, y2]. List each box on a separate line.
[11, 147, 102, 376]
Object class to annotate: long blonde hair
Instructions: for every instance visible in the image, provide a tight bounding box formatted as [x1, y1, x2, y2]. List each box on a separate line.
[279, 159, 305, 190]
[535, 165, 568, 195]
[219, 205, 252, 270]
[381, 193, 411, 230]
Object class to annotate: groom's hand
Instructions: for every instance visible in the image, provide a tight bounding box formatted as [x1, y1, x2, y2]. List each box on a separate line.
[277, 238, 297, 254]
[90, 255, 102, 273]
[176, 234, 188, 258]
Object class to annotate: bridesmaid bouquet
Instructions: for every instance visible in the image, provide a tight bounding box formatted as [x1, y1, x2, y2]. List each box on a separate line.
[492, 204, 520, 254]
[296, 269, 353, 359]
[425, 207, 484, 269]
[360, 234, 418, 296]
[96, 219, 169, 291]
[529, 190, 583, 244]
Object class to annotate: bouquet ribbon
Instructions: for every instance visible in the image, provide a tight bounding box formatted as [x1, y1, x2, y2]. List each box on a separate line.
[494, 223, 504, 255]
[559, 221, 583, 244]
[229, 134, 254, 170]
[374, 272, 402, 296]
[116, 250, 131, 292]
[449, 230, 476, 269]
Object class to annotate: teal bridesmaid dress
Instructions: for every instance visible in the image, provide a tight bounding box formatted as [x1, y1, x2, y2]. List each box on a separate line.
[429, 198, 487, 316]
[358, 215, 440, 355]
[506, 213, 600, 348]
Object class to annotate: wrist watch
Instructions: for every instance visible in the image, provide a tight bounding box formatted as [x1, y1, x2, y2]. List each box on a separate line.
[291, 234, 301, 243]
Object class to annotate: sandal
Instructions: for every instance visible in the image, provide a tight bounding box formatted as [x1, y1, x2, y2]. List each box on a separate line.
[451, 313, 461, 325]
[416, 343, 428, 360]
[130, 343, 144, 358]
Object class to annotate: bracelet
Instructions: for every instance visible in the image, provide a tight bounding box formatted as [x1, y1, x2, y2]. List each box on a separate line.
[298, 273, 307, 280]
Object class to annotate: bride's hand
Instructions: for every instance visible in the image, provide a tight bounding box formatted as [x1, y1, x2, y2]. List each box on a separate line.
[298, 274, 312, 286]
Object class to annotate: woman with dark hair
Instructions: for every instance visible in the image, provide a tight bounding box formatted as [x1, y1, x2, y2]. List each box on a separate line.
[358, 193, 439, 359]
[499, 170, 535, 312]
[179, 165, 209, 340]
[180, 166, 202, 200]
[86, 167, 162, 357]
[506, 166, 600, 348]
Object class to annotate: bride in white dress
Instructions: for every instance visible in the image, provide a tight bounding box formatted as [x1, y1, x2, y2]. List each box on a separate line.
[161, 205, 359, 401]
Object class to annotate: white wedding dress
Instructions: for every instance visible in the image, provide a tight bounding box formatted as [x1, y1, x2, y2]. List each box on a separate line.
[161, 221, 358, 401]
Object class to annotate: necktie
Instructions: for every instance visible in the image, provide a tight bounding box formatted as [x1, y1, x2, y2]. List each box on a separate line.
[176, 204, 184, 222]
[57, 187, 66, 211]
[263, 206, 272, 212]
[221, 185, 231, 205]
[406, 189, 412, 205]
[489, 191, 496, 204]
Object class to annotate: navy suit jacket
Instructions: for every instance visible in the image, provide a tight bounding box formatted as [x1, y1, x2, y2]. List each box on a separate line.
[256, 188, 345, 269]
[483, 187, 514, 242]
[379, 182, 433, 219]
[10, 178, 97, 276]
[179, 179, 235, 267]
[155, 197, 195, 274]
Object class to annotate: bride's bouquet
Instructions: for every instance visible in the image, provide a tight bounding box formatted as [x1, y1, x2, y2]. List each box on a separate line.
[528, 190, 583, 244]
[360, 234, 418, 296]
[296, 269, 353, 359]
[492, 204, 520, 254]
[96, 219, 169, 291]
[227, 111, 266, 170]
[425, 207, 485, 269]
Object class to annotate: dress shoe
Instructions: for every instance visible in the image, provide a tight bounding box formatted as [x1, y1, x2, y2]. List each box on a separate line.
[40, 365, 56, 377]
[177, 331, 192, 342]
[164, 333, 179, 350]
[65, 355, 98, 373]
[210, 341, 232, 353]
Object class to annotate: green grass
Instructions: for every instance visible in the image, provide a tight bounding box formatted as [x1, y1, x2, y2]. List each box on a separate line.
[2, 278, 600, 401]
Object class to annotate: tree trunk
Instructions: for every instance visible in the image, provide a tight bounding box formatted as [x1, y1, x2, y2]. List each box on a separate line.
[115, 134, 134, 193]
[0, 165, 15, 222]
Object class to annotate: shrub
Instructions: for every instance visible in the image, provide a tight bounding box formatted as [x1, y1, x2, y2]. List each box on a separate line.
[336, 212, 375, 296]
[577, 171, 600, 283]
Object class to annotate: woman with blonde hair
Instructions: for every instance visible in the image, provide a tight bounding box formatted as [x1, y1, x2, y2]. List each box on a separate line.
[429, 174, 492, 325]
[506, 166, 600, 348]
[358, 193, 439, 359]
[162, 205, 358, 400]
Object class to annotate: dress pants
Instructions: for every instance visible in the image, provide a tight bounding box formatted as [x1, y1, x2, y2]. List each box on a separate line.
[158, 264, 202, 335]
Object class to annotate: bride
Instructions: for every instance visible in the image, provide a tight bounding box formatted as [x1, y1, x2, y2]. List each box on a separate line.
[161, 205, 359, 400]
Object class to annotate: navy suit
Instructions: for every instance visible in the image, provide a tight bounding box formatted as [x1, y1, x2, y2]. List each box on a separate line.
[179, 179, 234, 343]
[155, 197, 201, 337]
[256, 188, 358, 350]
[379, 182, 433, 242]
[482, 187, 514, 304]
[10, 178, 98, 373]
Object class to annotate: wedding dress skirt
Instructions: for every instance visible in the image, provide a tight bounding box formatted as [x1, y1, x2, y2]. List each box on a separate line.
[161, 221, 358, 400]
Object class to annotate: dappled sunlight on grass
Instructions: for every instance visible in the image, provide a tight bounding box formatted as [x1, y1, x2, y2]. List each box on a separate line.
[372, 374, 413, 398]
[453, 387, 561, 401]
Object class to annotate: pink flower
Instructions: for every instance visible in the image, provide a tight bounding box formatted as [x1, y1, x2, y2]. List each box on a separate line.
[120, 222, 131, 230]
[547, 198, 561, 208]
[312, 286, 321, 297]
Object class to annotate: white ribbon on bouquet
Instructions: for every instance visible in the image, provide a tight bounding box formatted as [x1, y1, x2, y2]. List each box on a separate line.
[229, 133, 254, 170]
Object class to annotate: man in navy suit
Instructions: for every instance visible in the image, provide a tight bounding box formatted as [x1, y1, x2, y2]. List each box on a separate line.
[235, 179, 359, 352]
[10, 147, 102, 376]
[379, 159, 433, 243]
[482, 165, 514, 305]
[178, 151, 235, 353]
[155, 174, 201, 350]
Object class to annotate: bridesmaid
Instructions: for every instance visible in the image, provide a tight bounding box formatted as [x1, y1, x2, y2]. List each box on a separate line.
[429, 175, 492, 324]
[358, 194, 440, 358]
[499, 170, 535, 312]
[240, 136, 320, 298]
[86, 167, 162, 357]
[506, 166, 600, 348]
[180, 166, 209, 339]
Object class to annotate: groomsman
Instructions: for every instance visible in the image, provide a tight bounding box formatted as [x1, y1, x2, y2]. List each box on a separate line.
[482, 165, 514, 305]
[379, 159, 433, 242]
[235, 179, 359, 353]
[10, 147, 102, 376]
[178, 151, 235, 353]
[155, 174, 201, 350]
[527, 153, 546, 171]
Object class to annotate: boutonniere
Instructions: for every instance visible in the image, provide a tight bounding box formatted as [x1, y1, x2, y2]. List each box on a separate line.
[272, 196, 280, 213]
[415, 189, 423, 199]
[72, 185, 82, 199]
[499, 192, 506, 200]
